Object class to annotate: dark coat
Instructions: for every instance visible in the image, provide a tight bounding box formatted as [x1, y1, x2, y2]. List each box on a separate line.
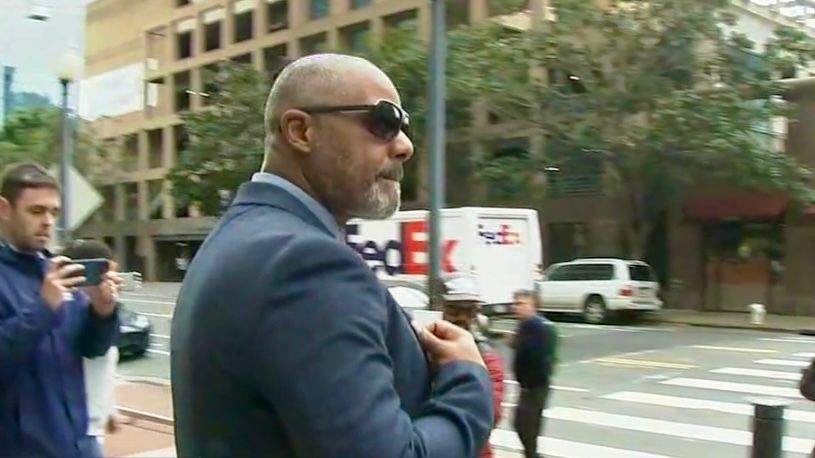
[171, 180, 493, 458]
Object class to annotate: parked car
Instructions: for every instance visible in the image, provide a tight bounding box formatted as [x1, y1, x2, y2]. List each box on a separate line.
[380, 276, 490, 333]
[536, 258, 662, 324]
[116, 304, 152, 357]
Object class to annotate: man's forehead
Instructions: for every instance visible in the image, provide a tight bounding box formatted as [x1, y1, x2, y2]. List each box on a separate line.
[335, 69, 401, 106]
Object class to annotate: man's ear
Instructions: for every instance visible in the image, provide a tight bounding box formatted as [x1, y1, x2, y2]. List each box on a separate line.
[0, 197, 11, 221]
[279, 109, 313, 155]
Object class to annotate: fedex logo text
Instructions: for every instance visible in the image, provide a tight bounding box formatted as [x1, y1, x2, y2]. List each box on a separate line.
[345, 220, 458, 276]
[478, 223, 521, 245]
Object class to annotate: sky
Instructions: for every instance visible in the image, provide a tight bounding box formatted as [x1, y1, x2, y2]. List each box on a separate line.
[0, 0, 90, 109]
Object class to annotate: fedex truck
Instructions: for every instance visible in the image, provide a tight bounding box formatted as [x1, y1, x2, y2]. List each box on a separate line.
[345, 207, 543, 309]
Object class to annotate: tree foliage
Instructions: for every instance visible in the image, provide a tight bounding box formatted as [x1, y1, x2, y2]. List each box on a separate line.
[0, 106, 106, 176]
[167, 63, 269, 215]
[372, 0, 815, 256]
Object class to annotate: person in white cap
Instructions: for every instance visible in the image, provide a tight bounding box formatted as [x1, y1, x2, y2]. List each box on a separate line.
[442, 277, 504, 458]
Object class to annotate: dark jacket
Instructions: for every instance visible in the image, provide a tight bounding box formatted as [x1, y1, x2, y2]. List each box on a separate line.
[512, 315, 558, 389]
[0, 242, 119, 457]
[171, 180, 493, 458]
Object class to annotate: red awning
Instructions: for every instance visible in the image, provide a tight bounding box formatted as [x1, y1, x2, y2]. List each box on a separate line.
[683, 193, 789, 221]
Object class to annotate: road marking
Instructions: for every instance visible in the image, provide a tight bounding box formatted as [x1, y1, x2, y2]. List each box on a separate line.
[147, 349, 170, 356]
[760, 337, 815, 344]
[561, 323, 673, 333]
[139, 312, 173, 319]
[603, 391, 815, 424]
[122, 298, 176, 306]
[592, 357, 696, 370]
[152, 334, 171, 340]
[503, 380, 590, 392]
[545, 407, 814, 454]
[661, 377, 801, 398]
[755, 358, 809, 368]
[794, 352, 815, 359]
[691, 345, 776, 354]
[710, 367, 801, 381]
[489, 428, 675, 458]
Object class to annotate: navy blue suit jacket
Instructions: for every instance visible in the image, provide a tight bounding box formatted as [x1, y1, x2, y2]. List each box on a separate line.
[170, 180, 493, 458]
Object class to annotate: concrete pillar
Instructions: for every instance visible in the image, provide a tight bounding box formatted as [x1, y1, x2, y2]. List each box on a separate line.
[137, 181, 149, 221]
[418, 4, 431, 42]
[114, 236, 127, 270]
[254, 0, 267, 40]
[223, 0, 235, 46]
[114, 184, 126, 222]
[191, 67, 203, 110]
[327, 28, 340, 51]
[289, 0, 306, 27]
[470, 0, 488, 21]
[139, 235, 158, 282]
[137, 130, 148, 171]
[371, 15, 384, 35]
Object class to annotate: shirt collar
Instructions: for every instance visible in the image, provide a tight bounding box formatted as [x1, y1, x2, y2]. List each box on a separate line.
[251, 172, 341, 238]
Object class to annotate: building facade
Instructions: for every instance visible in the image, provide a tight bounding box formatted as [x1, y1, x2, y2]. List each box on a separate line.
[80, 0, 815, 315]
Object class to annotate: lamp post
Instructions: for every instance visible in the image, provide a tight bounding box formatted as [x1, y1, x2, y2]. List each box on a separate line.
[56, 50, 82, 247]
[427, 0, 446, 309]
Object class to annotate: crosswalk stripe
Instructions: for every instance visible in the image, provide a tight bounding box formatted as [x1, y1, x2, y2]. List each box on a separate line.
[593, 357, 695, 369]
[602, 391, 815, 423]
[489, 428, 676, 458]
[710, 367, 802, 381]
[794, 352, 815, 359]
[661, 377, 801, 398]
[546, 407, 814, 454]
[503, 380, 590, 392]
[691, 345, 776, 353]
[755, 358, 809, 368]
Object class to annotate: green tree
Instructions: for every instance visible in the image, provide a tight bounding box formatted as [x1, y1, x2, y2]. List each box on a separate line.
[0, 106, 107, 176]
[167, 63, 269, 215]
[374, 0, 815, 257]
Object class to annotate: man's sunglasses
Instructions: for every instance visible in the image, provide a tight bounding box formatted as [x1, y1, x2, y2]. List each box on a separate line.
[298, 99, 411, 142]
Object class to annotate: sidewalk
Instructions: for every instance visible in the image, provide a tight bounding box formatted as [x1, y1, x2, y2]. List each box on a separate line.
[106, 379, 175, 458]
[655, 309, 815, 334]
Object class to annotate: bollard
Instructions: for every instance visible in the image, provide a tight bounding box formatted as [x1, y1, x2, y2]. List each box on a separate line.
[750, 398, 787, 458]
[749, 303, 766, 326]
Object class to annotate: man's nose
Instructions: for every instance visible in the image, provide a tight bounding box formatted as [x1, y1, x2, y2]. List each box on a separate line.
[390, 131, 414, 163]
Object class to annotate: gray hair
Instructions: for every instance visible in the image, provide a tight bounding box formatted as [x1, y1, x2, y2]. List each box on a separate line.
[262, 53, 386, 161]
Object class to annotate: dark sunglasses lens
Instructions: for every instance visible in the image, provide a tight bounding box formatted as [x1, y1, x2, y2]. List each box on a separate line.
[368, 102, 405, 141]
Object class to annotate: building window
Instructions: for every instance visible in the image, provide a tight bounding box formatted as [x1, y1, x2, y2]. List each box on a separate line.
[233, 7, 254, 43]
[446, 0, 470, 28]
[177, 0, 190, 6]
[201, 64, 220, 107]
[300, 33, 328, 56]
[350, 0, 371, 9]
[122, 134, 139, 172]
[203, 9, 223, 51]
[310, 0, 329, 20]
[340, 22, 370, 54]
[231, 53, 252, 65]
[124, 183, 140, 222]
[176, 29, 193, 60]
[147, 129, 163, 169]
[173, 71, 191, 112]
[267, 0, 289, 32]
[264, 44, 288, 76]
[384, 9, 418, 29]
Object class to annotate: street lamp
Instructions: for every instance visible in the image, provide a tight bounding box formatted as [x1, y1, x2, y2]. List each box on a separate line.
[56, 49, 82, 246]
[427, 0, 446, 309]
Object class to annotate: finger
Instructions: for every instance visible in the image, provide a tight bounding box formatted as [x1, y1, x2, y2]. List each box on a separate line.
[48, 256, 71, 273]
[416, 326, 447, 353]
[56, 263, 85, 279]
[61, 276, 87, 287]
[108, 260, 119, 272]
[428, 319, 468, 340]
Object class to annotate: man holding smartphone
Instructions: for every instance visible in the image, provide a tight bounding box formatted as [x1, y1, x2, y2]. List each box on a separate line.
[0, 163, 121, 458]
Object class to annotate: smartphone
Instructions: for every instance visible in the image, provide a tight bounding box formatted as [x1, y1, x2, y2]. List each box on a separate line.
[71, 258, 110, 287]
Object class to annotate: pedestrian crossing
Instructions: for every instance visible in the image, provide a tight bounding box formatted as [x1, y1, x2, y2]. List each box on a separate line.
[490, 344, 815, 457]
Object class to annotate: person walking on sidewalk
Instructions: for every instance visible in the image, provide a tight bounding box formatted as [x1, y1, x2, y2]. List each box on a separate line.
[171, 53, 493, 458]
[0, 163, 121, 458]
[442, 277, 505, 458]
[511, 289, 558, 458]
[62, 239, 123, 455]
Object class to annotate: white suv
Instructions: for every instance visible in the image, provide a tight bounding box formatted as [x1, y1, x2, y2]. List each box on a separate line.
[536, 258, 662, 324]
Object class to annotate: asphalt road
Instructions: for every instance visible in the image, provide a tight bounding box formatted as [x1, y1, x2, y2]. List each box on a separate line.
[119, 284, 815, 457]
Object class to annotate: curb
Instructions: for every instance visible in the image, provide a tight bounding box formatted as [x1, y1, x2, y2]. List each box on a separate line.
[656, 319, 812, 334]
[120, 376, 172, 387]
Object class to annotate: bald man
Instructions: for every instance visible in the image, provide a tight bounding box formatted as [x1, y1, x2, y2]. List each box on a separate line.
[170, 54, 494, 458]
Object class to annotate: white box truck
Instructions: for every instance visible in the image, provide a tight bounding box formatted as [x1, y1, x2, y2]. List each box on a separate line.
[345, 207, 543, 311]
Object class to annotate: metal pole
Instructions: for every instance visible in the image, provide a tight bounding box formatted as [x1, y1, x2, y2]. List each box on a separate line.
[427, 0, 446, 310]
[59, 78, 71, 247]
[750, 398, 786, 458]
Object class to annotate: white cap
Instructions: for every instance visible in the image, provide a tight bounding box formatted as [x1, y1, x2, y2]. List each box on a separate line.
[443, 276, 482, 303]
